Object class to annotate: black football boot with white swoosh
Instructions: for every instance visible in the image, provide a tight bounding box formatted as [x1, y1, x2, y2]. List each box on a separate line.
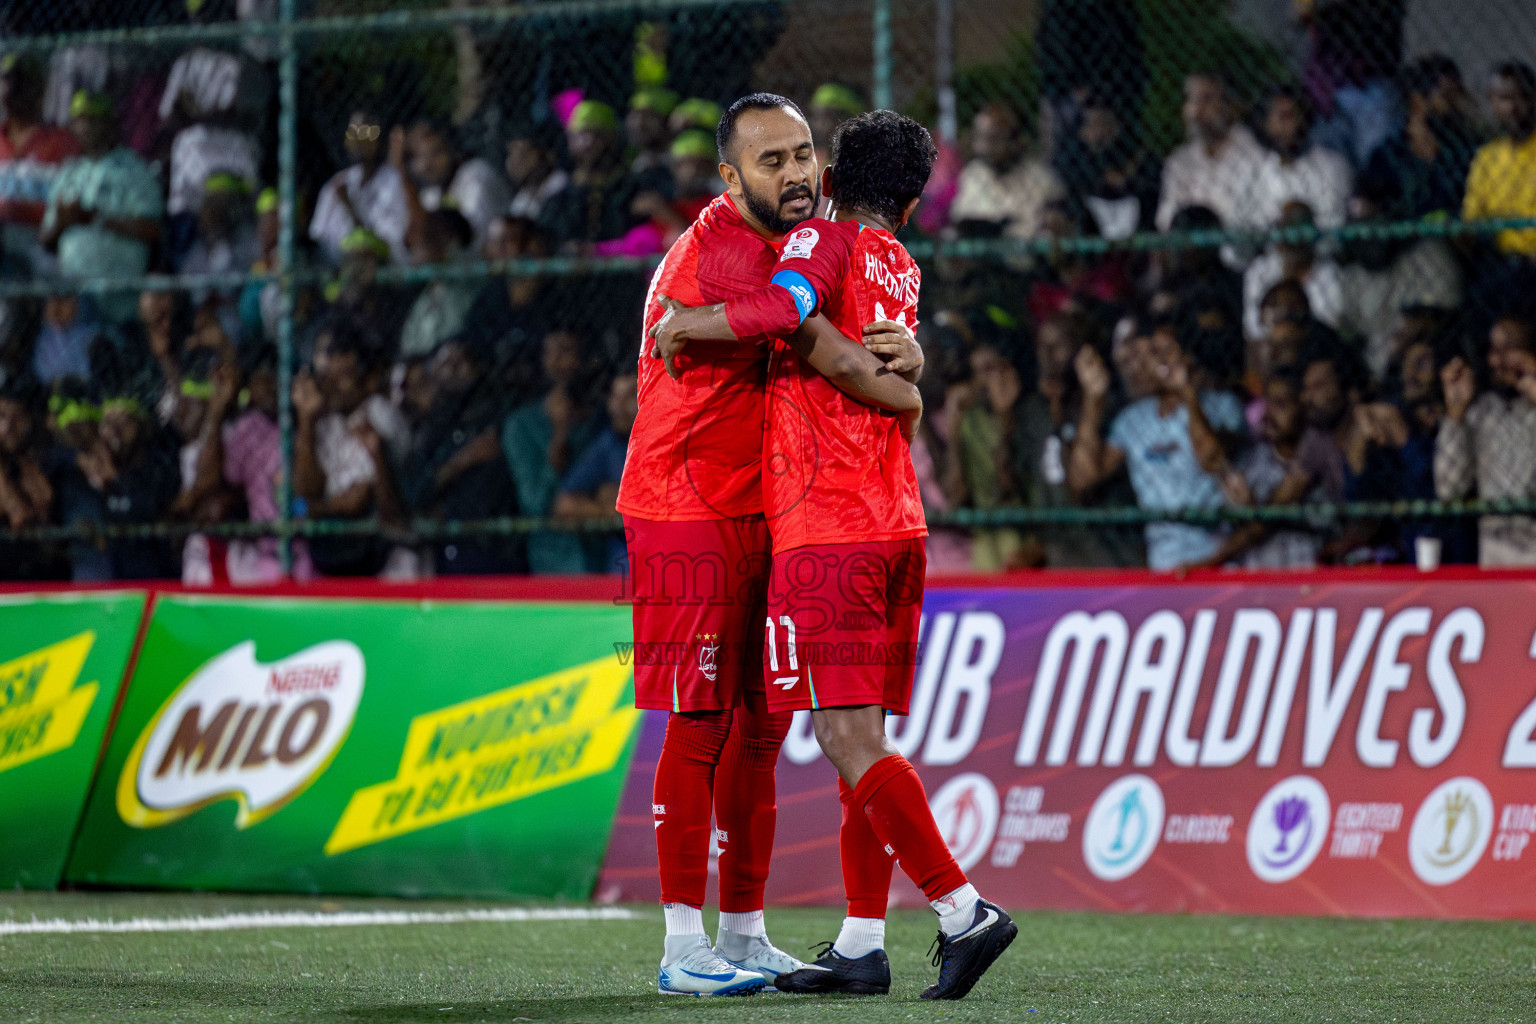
[773, 940, 891, 995]
[920, 898, 1017, 1000]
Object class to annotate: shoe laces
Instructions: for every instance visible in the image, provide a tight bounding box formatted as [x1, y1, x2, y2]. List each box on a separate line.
[809, 939, 837, 960]
[927, 930, 950, 969]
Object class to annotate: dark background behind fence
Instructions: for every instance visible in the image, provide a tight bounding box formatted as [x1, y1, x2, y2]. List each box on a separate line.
[4, 0, 1536, 582]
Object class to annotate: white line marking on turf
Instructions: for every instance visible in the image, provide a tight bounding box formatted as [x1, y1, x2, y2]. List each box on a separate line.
[0, 907, 638, 936]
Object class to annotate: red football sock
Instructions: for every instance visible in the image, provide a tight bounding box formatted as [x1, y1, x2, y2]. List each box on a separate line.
[839, 777, 895, 918]
[713, 699, 792, 913]
[852, 754, 968, 903]
[654, 710, 732, 908]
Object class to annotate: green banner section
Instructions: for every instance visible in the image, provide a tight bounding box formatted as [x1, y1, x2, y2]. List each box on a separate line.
[0, 591, 145, 889]
[66, 596, 640, 899]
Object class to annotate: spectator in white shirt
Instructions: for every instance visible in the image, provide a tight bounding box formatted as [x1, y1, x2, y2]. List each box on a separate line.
[1253, 85, 1353, 230]
[309, 109, 410, 266]
[1156, 73, 1266, 233]
[1243, 200, 1344, 341]
[393, 118, 508, 254]
[948, 104, 1066, 243]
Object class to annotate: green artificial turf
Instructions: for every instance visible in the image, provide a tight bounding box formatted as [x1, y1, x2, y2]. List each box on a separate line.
[2, 891, 1534, 1023]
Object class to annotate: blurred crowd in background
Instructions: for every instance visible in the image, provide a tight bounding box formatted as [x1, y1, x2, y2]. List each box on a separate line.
[4, 0, 1536, 582]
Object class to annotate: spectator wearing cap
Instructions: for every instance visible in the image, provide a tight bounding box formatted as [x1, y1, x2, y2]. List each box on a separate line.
[326, 227, 406, 359]
[391, 117, 508, 255]
[808, 83, 862, 197]
[626, 87, 678, 196]
[949, 104, 1066, 246]
[541, 100, 641, 249]
[162, 74, 261, 268]
[168, 346, 239, 584]
[41, 92, 162, 325]
[504, 123, 568, 223]
[399, 208, 477, 358]
[1253, 85, 1353, 231]
[310, 108, 410, 266]
[177, 171, 260, 291]
[668, 97, 722, 137]
[1360, 54, 1480, 222]
[1243, 201, 1344, 342]
[400, 334, 523, 575]
[598, 130, 720, 258]
[75, 388, 181, 580]
[0, 56, 80, 274]
[1436, 314, 1536, 566]
[1156, 73, 1266, 235]
[1463, 61, 1536, 258]
[240, 188, 283, 345]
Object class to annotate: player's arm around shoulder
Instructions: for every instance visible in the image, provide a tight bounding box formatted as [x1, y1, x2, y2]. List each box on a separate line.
[788, 315, 922, 438]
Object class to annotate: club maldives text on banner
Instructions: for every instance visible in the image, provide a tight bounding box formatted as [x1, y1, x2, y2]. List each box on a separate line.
[598, 577, 1536, 919]
[66, 595, 641, 898]
[0, 591, 145, 888]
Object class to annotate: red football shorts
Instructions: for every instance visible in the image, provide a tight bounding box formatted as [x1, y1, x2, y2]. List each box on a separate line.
[762, 538, 925, 714]
[625, 514, 772, 712]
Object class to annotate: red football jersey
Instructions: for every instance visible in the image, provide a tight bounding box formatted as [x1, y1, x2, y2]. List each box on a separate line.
[617, 195, 778, 521]
[727, 218, 928, 553]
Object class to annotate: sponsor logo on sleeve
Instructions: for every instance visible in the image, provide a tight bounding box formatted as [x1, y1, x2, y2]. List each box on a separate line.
[117, 640, 365, 829]
[781, 227, 819, 260]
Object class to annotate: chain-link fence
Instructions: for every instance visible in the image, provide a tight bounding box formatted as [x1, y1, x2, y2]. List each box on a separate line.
[3, 0, 1536, 582]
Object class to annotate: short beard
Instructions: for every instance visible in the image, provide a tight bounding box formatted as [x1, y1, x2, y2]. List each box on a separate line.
[740, 177, 819, 236]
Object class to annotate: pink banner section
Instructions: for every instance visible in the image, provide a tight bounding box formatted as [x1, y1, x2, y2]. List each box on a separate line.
[597, 573, 1536, 919]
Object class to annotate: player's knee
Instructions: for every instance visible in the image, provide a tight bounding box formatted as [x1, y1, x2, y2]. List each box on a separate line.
[663, 709, 733, 764]
[811, 708, 881, 766]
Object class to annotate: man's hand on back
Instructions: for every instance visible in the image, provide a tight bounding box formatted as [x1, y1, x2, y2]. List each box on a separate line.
[861, 319, 924, 377]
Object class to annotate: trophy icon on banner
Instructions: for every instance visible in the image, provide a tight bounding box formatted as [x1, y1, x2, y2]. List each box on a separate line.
[1438, 789, 1469, 857]
[1111, 786, 1143, 853]
[1272, 794, 1309, 855]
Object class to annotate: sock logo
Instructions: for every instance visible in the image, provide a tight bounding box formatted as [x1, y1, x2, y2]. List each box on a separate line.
[884, 844, 895, 856]
[653, 803, 666, 814]
[715, 828, 728, 844]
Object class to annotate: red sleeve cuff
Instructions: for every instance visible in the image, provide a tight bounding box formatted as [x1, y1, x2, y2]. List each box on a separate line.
[725, 285, 803, 342]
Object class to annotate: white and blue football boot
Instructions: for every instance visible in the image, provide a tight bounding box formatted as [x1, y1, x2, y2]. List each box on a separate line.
[658, 936, 767, 996]
[713, 932, 807, 989]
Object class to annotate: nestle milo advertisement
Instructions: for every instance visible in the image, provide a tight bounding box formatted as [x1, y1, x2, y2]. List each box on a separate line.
[0, 591, 145, 888]
[66, 595, 641, 898]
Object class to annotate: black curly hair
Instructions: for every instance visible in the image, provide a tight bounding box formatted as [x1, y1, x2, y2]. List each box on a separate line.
[826, 110, 937, 226]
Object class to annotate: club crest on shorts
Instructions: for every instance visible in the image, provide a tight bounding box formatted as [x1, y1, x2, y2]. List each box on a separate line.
[695, 633, 719, 682]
